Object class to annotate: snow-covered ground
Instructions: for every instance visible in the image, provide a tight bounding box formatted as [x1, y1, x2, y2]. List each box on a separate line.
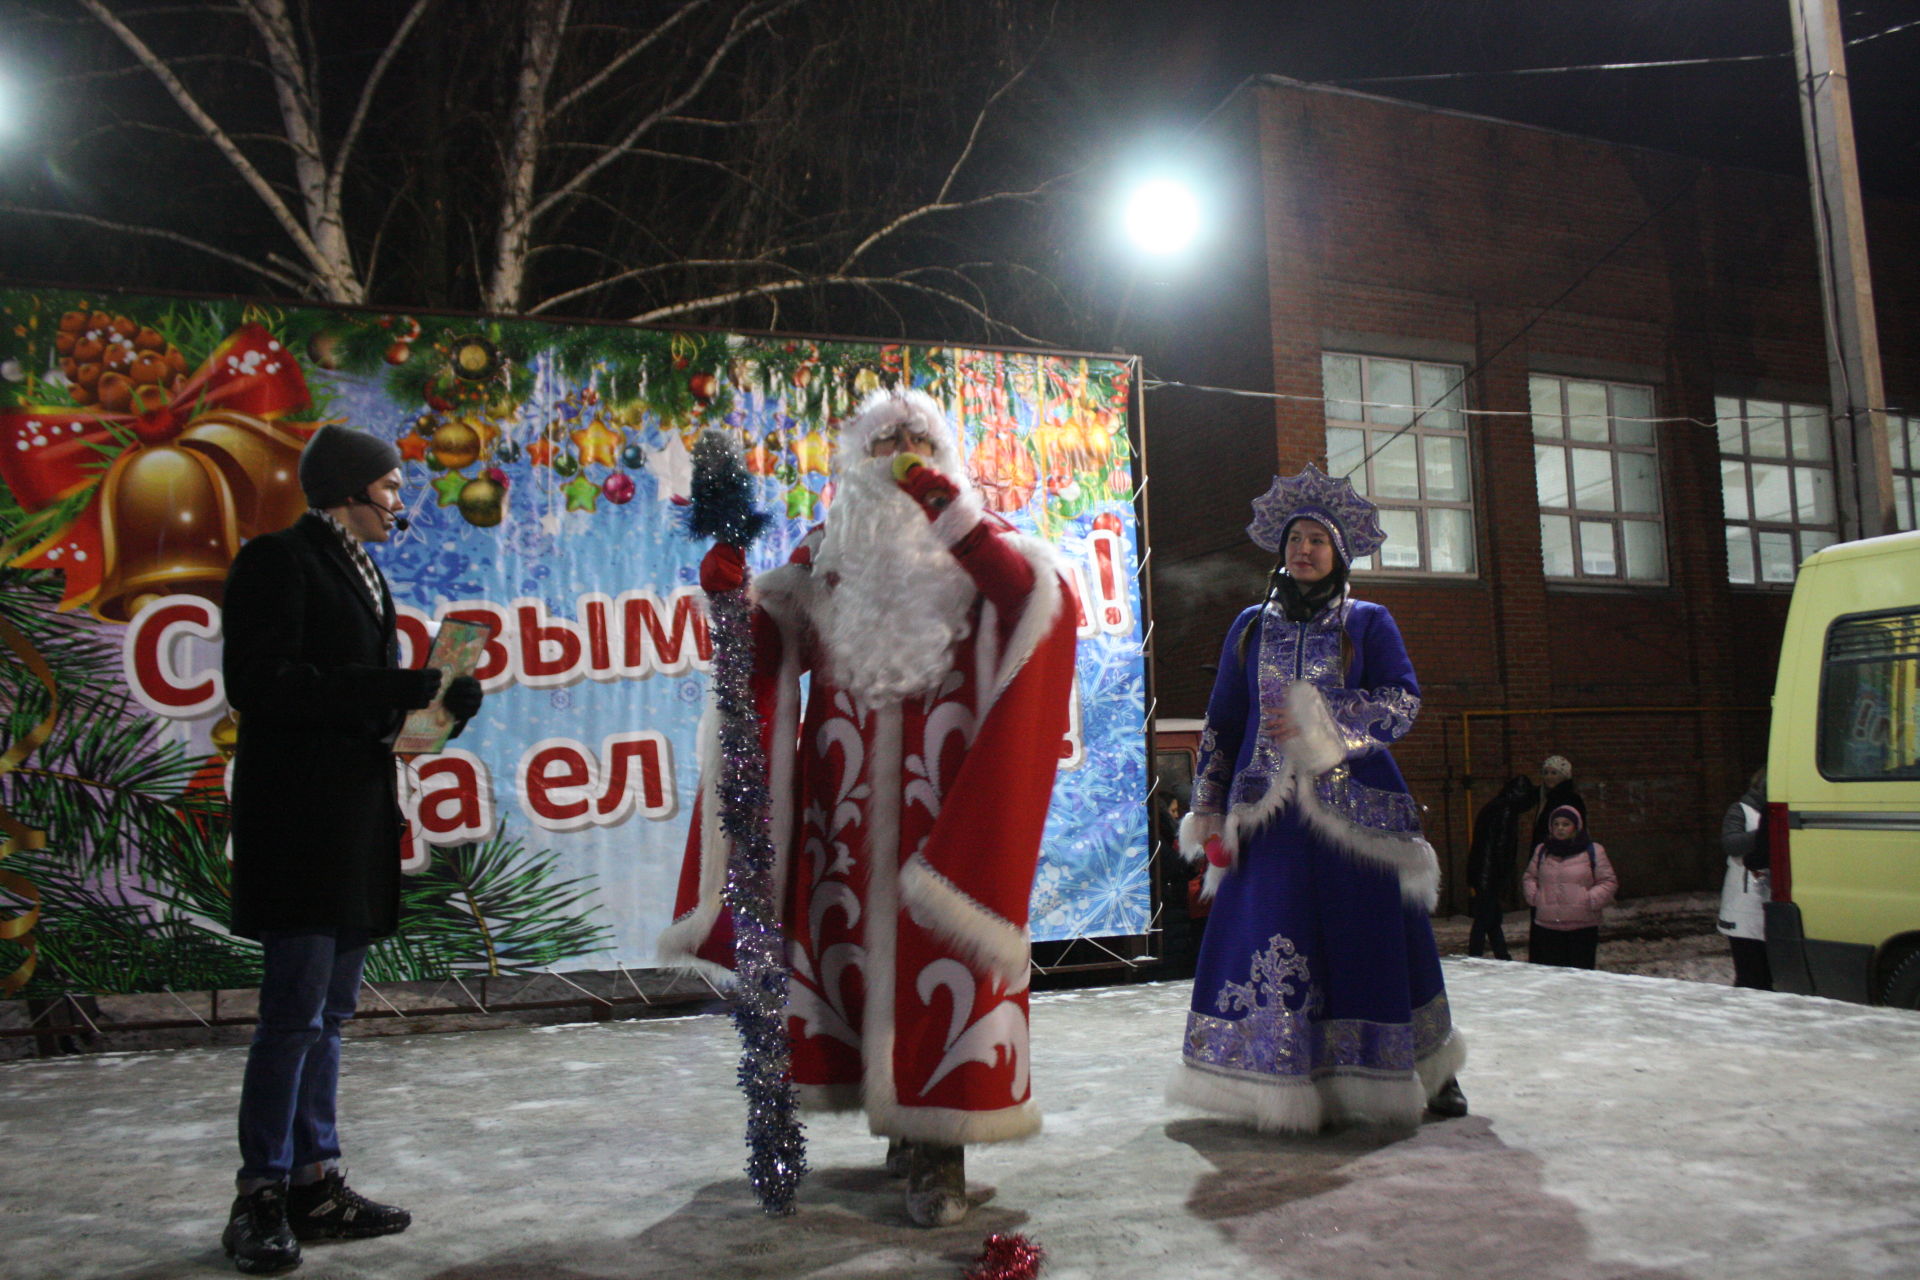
[3, 930, 1917, 1279]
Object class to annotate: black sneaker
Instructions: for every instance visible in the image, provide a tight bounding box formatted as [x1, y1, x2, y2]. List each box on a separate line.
[221, 1184, 301, 1274]
[1427, 1076, 1469, 1119]
[285, 1172, 412, 1240]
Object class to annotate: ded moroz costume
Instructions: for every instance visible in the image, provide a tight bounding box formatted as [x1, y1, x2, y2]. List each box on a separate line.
[1168, 465, 1465, 1132]
[659, 389, 1077, 1224]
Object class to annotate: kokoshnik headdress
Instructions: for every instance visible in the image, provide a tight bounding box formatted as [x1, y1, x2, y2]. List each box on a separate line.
[1246, 462, 1387, 565]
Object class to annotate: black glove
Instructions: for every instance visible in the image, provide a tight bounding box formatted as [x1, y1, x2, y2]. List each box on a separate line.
[443, 674, 483, 722]
[381, 666, 443, 711]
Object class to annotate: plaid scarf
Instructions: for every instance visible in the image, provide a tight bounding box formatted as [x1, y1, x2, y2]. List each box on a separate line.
[311, 509, 386, 613]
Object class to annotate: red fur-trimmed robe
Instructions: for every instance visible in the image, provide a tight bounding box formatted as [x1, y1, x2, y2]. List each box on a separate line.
[660, 501, 1076, 1144]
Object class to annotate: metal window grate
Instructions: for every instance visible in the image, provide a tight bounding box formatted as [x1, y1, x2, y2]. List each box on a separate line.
[1825, 611, 1920, 666]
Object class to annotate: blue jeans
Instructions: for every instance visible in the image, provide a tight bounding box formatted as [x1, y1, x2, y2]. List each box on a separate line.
[236, 929, 369, 1192]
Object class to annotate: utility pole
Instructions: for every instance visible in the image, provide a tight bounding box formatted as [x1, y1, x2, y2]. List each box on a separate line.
[1791, 0, 1895, 541]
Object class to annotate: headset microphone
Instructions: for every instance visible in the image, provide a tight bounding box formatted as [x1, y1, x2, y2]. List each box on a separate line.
[352, 492, 410, 532]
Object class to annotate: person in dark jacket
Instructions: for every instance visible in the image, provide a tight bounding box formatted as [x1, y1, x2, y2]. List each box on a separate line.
[1717, 768, 1773, 990]
[219, 425, 483, 1275]
[1529, 754, 1588, 851]
[1467, 774, 1539, 959]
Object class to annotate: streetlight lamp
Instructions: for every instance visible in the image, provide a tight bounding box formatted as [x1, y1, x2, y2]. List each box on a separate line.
[0, 61, 19, 140]
[1121, 177, 1203, 257]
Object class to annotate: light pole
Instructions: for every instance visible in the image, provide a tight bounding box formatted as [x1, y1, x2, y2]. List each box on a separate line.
[1791, 0, 1895, 540]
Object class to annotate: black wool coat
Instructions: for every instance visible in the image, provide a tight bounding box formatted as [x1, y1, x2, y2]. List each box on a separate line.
[1468, 774, 1540, 897]
[223, 514, 410, 940]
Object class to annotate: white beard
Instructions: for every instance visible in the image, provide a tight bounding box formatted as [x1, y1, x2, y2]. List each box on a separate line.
[811, 456, 979, 705]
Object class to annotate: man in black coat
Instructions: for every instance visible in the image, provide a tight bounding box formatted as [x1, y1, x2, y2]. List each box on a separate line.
[219, 425, 482, 1275]
[1467, 774, 1539, 959]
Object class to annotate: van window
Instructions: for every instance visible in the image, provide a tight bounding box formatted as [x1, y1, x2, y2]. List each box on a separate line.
[1819, 608, 1920, 780]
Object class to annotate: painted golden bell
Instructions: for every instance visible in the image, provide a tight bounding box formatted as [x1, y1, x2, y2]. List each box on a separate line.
[92, 444, 242, 623]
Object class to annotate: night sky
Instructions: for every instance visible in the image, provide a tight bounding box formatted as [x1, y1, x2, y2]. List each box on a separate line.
[1104, 0, 1918, 200]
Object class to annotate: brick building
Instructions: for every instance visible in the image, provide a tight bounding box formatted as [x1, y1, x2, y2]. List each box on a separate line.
[1137, 77, 1920, 911]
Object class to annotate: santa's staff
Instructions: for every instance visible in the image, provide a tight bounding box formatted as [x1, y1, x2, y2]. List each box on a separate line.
[682, 431, 806, 1216]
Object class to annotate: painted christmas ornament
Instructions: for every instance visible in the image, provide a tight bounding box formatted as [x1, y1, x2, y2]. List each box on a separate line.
[430, 419, 482, 470]
[602, 471, 636, 504]
[450, 335, 501, 380]
[458, 475, 507, 527]
[210, 709, 240, 761]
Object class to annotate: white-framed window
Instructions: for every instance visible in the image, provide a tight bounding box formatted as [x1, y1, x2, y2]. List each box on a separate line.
[1889, 412, 1920, 532]
[1531, 374, 1666, 583]
[1717, 396, 1838, 585]
[1322, 352, 1475, 575]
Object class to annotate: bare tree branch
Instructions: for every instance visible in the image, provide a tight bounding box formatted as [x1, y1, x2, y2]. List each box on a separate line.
[70, 0, 333, 292]
[547, 0, 712, 119]
[0, 203, 310, 294]
[525, 0, 803, 226]
[933, 63, 1030, 207]
[837, 174, 1082, 274]
[238, 0, 362, 301]
[628, 271, 1047, 345]
[326, 0, 436, 224]
[484, 0, 571, 314]
[529, 256, 790, 315]
[17, 1, 1095, 346]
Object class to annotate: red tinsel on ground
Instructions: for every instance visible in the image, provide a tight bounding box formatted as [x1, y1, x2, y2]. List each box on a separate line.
[962, 1233, 1045, 1280]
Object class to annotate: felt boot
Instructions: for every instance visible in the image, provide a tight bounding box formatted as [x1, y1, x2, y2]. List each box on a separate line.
[904, 1141, 969, 1228]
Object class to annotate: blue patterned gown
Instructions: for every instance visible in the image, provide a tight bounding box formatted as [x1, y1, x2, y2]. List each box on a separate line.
[1167, 596, 1463, 1131]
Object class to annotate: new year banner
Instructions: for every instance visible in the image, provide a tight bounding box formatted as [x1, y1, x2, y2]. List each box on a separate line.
[0, 288, 1148, 996]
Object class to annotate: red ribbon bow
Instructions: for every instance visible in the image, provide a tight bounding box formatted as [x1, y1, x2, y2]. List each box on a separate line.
[0, 324, 314, 615]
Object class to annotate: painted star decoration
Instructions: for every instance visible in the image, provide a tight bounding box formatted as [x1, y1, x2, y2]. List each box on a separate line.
[571, 416, 623, 468]
[525, 436, 557, 468]
[563, 473, 600, 512]
[432, 471, 469, 506]
[396, 433, 430, 463]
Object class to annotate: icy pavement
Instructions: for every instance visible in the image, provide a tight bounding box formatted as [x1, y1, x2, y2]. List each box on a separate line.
[1, 959, 1915, 1279]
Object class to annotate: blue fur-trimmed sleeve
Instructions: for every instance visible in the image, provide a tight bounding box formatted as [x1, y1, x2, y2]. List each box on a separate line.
[1320, 602, 1421, 756]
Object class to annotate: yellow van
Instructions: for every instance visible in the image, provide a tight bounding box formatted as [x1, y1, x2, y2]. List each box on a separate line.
[1765, 529, 1920, 1007]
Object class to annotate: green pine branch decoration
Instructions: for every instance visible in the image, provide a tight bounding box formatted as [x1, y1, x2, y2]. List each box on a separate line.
[381, 832, 613, 980]
[0, 845, 259, 997]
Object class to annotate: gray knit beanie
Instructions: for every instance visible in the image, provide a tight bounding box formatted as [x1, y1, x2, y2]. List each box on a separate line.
[299, 425, 402, 509]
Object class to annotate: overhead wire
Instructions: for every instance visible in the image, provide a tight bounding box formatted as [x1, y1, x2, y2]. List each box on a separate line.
[1324, 15, 1917, 88]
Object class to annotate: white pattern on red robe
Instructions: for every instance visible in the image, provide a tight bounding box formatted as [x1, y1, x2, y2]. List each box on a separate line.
[661, 513, 1077, 1145]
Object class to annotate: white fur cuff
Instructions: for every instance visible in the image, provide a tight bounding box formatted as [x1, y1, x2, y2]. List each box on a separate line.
[1285, 681, 1348, 775]
[1177, 810, 1225, 864]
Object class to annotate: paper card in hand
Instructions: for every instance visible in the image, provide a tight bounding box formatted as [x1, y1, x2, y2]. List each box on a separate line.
[394, 618, 494, 756]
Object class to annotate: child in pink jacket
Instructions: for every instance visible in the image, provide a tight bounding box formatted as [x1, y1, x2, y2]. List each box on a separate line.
[1523, 805, 1618, 969]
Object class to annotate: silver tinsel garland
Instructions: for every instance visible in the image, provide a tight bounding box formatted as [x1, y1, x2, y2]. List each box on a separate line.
[686, 432, 807, 1215]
